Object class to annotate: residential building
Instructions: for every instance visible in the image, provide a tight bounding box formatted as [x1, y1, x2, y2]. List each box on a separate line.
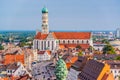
[106, 60, 120, 80]
[67, 56, 88, 80]
[78, 60, 114, 80]
[7, 62, 31, 77]
[37, 50, 51, 61]
[24, 48, 33, 71]
[0, 65, 7, 78]
[4, 53, 24, 65]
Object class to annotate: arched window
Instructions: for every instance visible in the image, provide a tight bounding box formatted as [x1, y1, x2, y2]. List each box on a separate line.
[63, 40, 65, 44]
[82, 40, 84, 44]
[68, 40, 70, 44]
[72, 40, 74, 43]
[77, 40, 79, 44]
[59, 40, 60, 43]
[48, 41, 50, 47]
[41, 41, 43, 50]
[44, 41, 46, 50]
[36, 40, 38, 49]
[52, 41, 54, 50]
[86, 40, 89, 43]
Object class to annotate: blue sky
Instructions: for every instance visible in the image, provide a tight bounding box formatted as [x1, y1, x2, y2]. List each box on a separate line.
[0, 0, 120, 31]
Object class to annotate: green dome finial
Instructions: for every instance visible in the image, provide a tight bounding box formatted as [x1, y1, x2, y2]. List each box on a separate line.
[42, 7, 48, 13]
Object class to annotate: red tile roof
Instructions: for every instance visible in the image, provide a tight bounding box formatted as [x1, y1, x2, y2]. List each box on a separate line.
[35, 32, 91, 40]
[38, 51, 45, 54]
[38, 50, 51, 55]
[46, 50, 51, 55]
[4, 54, 24, 65]
[66, 56, 78, 69]
[59, 44, 90, 49]
[35, 32, 48, 40]
[53, 32, 91, 39]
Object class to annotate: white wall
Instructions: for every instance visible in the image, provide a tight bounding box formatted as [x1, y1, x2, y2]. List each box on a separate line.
[111, 69, 120, 80]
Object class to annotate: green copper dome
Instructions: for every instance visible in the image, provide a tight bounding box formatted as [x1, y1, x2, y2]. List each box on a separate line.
[42, 7, 48, 13]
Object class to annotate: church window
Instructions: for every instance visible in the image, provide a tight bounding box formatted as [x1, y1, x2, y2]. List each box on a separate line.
[44, 41, 46, 50]
[52, 41, 54, 50]
[63, 40, 65, 44]
[41, 41, 43, 50]
[77, 40, 79, 44]
[72, 40, 74, 43]
[87, 40, 89, 43]
[48, 41, 50, 47]
[59, 40, 60, 43]
[68, 40, 70, 44]
[36, 40, 38, 49]
[82, 40, 84, 44]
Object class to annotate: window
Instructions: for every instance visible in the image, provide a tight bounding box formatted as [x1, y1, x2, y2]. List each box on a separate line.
[44, 41, 46, 50]
[36, 40, 38, 49]
[72, 40, 74, 43]
[77, 40, 79, 44]
[8, 70, 9, 73]
[87, 40, 89, 43]
[48, 41, 50, 47]
[52, 41, 54, 50]
[119, 71, 120, 73]
[82, 40, 84, 43]
[59, 40, 60, 43]
[63, 40, 65, 43]
[41, 41, 43, 50]
[68, 40, 70, 44]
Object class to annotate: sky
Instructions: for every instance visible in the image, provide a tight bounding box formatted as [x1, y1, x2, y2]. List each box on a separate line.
[0, 0, 120, 31]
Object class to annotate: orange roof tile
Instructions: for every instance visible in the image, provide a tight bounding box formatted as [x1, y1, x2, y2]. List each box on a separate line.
[46, 50, 51, 55]
[59, 45, 65, 49]
[35, 32, 91, 40]
[66, 56, 78, 69]
[4, 54, 24, 65]
[35, 32, 48, 40]
[53, 32, 91, 39]
[59, 44, 90, 49]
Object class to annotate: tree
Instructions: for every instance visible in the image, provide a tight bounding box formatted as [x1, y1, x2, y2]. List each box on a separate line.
[88, 46, 94, 52]
[78, 51, 83, 56]
[115, 56, 120, 60]
[0, 45, 4, 50]
[55, 58, 68, 80]
[76, 45, 81, 49]
[103, 44, 116, 54]
[102, 39, 109, 44]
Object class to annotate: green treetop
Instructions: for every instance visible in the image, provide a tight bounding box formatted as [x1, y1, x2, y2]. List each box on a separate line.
[55, 58, 68, 80]
[103, 44, 116, 54]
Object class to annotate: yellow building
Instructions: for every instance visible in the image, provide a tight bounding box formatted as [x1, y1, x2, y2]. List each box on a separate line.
[78, 60, 114, 80]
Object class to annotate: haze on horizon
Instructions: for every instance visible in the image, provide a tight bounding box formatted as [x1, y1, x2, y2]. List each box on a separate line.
[0, 0, 120, 31]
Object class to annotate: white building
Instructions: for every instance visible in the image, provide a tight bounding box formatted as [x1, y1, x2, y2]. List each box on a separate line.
[111, 68, 120, 80]
[37, 50, 51, 61]
[116, 28, 120, 38]
[7, 62, 31, 77]
[33, 7, 93, 51]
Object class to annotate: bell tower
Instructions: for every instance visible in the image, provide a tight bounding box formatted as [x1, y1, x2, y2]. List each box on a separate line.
[41, 7, 49, 34]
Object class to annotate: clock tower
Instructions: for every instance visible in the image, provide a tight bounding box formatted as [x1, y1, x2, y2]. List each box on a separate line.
[41, 7, 49, 34]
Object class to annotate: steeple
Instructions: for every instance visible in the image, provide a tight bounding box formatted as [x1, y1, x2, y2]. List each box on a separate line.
[41, 7, 49, 34]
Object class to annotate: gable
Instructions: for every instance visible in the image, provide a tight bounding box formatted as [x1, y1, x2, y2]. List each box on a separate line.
[46, 33, 55, 40]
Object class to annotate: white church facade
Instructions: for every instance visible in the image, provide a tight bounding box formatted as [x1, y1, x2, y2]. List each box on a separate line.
[33, 7, 93, 51]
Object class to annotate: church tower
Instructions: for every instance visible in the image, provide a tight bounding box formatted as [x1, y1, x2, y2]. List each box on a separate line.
[41, 7, 49, 34]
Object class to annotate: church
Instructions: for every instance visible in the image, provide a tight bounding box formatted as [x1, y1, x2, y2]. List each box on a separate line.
[33, 7, 93, 51]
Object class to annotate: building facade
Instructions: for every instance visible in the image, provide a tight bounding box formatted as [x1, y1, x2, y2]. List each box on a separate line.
[33, 7, 93, 51]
